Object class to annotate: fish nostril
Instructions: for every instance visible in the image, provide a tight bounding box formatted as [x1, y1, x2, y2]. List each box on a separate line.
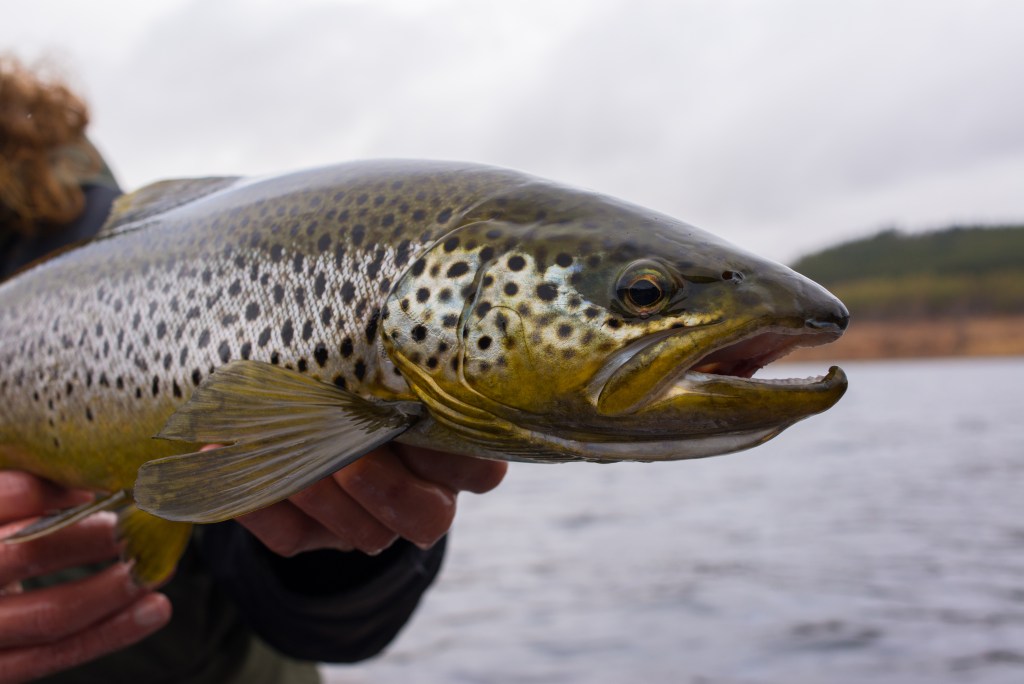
[806, 309, 850, 333]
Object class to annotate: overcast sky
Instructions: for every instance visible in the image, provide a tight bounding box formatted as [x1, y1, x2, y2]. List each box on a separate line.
[5, 0, 1023, 262]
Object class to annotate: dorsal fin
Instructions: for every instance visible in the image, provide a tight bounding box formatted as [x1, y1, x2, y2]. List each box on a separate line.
[99, 176, 241, 237]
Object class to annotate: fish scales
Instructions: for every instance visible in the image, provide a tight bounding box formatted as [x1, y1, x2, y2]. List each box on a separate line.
[0, 162, 539, 490]
[0, 159, 849, 584]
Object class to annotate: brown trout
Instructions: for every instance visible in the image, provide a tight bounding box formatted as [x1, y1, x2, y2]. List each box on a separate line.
[0, 160, 848, 583]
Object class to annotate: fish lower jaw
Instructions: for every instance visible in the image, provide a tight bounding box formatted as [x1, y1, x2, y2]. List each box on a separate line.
[675, 365, 846, 392]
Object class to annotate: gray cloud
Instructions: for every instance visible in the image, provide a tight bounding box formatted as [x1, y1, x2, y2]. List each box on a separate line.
[5, 0, 1024, 261]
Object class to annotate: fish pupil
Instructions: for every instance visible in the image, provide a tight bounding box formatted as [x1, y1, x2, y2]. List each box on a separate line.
[624, 278, 662, 307]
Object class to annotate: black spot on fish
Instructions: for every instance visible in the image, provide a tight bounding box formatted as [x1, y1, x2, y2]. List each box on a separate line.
[443, 237, 460, 252]
[439, 288, 452, 302]
[228, 279, 242, 296]
[354, 360, 366, 381]
[442, 314, 458, 328]
[478, 336, 492, 350]
[556, 253, 573, 268]
[321, 306, 333, 326]
[258, 326, 272, 347]
[379, 277, 391, 293]
[557, 324, 573, 339]
[411, 259, 426, 277]
[536, 284, 558, 301]
[476, 302, 492, 318]
[132, 312, 142, 331]
[340, 337, 354, 358]
[270, 244, 284, 262]
[281, 320, 294, 347]
[333, 375, 347, 390]
[341, 281, 356, 304]
[607, 318, 622, 329]
[151, 376, 160, 397]
[352, 224, 366, 246]
[504, 282, 519, 296]
[314, 273, 327, 298]
[318, 234, 332, 252]
[411, 325, 428, 342]
[198, 329, 211, 348]
[273, 284, 285, 305]
[221, 313, 238, 326]
[508, 255, 525, 271]
[156, 321, 167, 339]
[270, 352, 280, 365]
[427, 356, 439, 369]
[367, 249, 385, 279]
[297, 359, 308, 373]
[172, 381, 182, 399]
[365, 312, 380, 343]
[295, 287, 306, 308]
[482, 275, 494, 287]
[163, 353, 173, 370]
[395, 240, 412, 268]
[314, 344, 329, 367]
[241, 342, 252, 360]
[292, 253, 305, 274]
[412, 209, 427, 221]
[416, 288, 430, 303]
[302, 320, 314, 342]
[447, 262, 470, 278]
[381, 213, 395, 227]
[437, 208, 453, 223]
[245, 302, 260, 321]
[116, 376, 125, 390]
[217, 341, 231, 363]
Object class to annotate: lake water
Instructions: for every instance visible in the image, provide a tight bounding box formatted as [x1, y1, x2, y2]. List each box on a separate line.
[325, 358, 1024, 684]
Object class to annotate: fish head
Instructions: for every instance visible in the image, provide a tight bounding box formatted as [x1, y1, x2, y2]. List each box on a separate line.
[382, 183, 848, 462]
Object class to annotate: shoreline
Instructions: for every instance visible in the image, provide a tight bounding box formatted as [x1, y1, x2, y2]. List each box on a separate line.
[784, 315, 1024, 361]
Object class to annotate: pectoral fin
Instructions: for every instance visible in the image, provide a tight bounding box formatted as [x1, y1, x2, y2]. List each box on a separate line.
[135, 360, 422, 523]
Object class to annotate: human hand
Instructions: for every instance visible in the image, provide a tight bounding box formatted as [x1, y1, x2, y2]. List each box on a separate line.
[234, 444, 508, 557]
[0, 471, 171, 684]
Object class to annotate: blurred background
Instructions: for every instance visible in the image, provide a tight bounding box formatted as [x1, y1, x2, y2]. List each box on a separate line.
[4, 1, 1023, 682]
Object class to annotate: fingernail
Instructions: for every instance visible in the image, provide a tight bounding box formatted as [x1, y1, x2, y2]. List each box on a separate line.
[133, 594, 170, 627]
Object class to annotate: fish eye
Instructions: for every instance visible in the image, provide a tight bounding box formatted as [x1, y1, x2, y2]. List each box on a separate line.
[615, 261, 676, 317]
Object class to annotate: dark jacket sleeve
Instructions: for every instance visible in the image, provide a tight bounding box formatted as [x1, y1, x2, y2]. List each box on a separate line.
[198, 522, 446, 662]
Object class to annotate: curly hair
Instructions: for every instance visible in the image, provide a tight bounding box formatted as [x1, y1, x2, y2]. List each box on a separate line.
[0, 55, 99, 237]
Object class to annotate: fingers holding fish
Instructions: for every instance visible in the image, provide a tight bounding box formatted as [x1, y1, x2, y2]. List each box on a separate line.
[335, 445, 457, 551]
[238, 480, 397, 557]
[394, 445, 509, 495]
[0, 592, 170, 683]
[0, 470, 171, 682]
[0, 470, 92, 524]
[0, 516, 122, 589]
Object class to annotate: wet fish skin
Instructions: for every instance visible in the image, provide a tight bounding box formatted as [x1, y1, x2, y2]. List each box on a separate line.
[0, 159, 848, 583]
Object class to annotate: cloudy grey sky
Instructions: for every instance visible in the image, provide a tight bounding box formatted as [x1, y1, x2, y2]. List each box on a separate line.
[5, 0, 1023, 262]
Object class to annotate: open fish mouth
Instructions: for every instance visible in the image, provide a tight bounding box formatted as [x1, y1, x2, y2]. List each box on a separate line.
[685, 327, 843, 384]
[593, 315, 848, 419]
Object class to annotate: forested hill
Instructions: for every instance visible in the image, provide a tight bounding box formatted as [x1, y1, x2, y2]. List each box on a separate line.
[789, 225, 1024, 319]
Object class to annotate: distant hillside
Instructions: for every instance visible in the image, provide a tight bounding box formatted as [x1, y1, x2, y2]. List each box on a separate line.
[790, 225, 1024, 319]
